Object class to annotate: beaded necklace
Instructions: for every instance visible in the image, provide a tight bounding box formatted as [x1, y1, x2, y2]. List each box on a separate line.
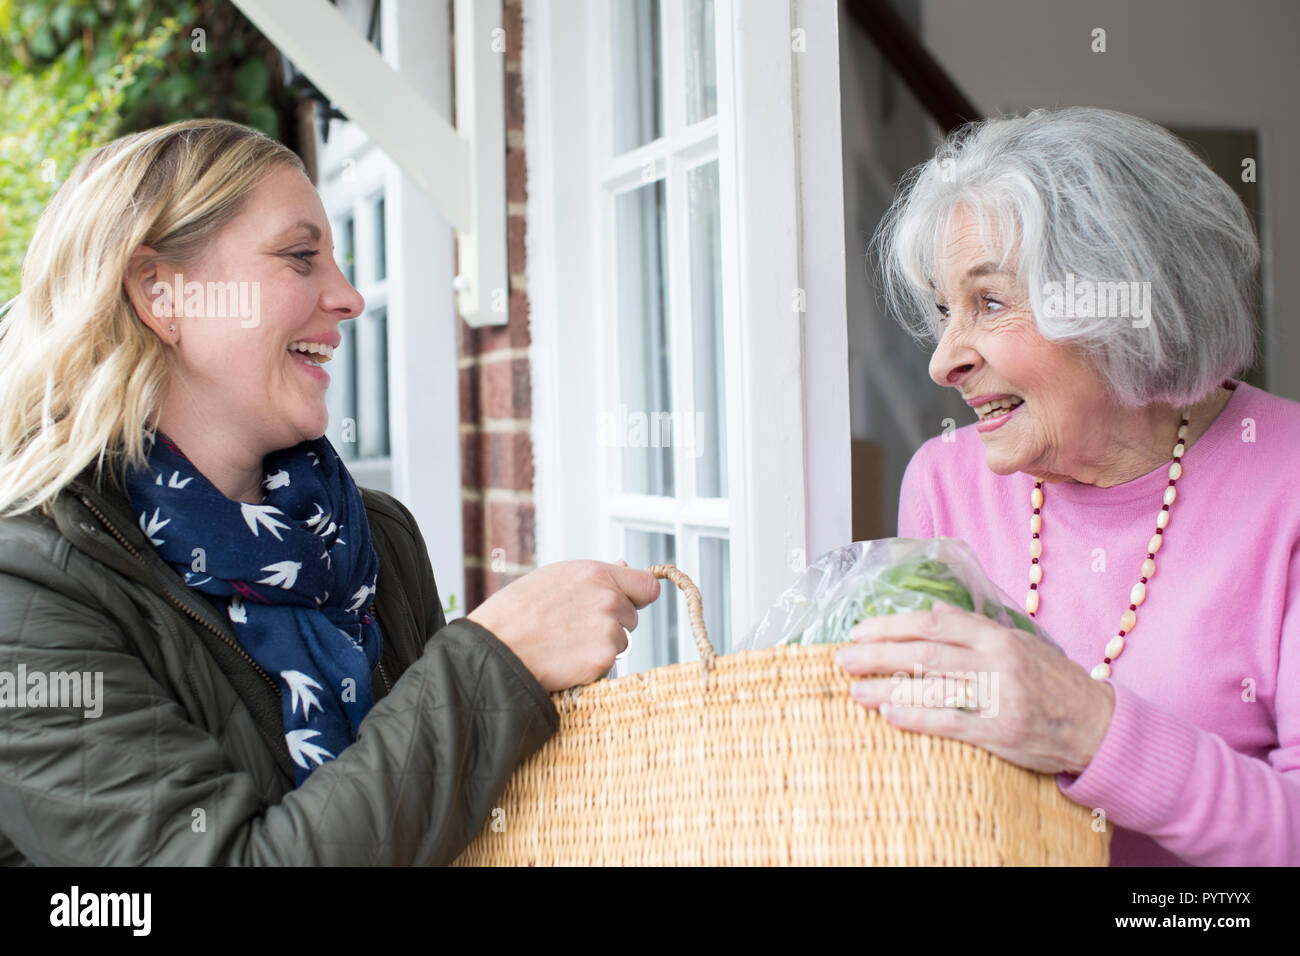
[1027, 408, 1192, 680]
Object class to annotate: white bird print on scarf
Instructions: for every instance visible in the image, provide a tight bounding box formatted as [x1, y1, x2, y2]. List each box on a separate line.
[124, 429, 382, 786]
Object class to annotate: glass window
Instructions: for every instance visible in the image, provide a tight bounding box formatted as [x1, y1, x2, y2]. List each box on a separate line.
[684, 0, 717, 124]
[373, 196, 387, 282]
[369, 0, 383, 51]
[339, 215, 356, 286]
[698, 536, 730, 652]
[621, 529, 677, 672]
[688, 160, 726, 497]
[616, 180, 674, 496]
[601, 3, 730, 672]
[611, 0, 663, 154]
[359, 308, 390, 458]
[339, 322, 359, 460]
[328, 191, 390, 464]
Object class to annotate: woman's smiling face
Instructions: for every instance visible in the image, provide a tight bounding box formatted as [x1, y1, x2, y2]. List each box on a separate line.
[137, 166, 364, 457]
[927, 206, 1110, 481]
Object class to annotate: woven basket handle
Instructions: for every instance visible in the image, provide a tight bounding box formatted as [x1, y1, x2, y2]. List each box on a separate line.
[646, 564, 717, 667]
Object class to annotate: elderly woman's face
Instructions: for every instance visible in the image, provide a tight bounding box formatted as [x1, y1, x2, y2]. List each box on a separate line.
[150, 166, 363, 452]
[928, 206, 1104, 479]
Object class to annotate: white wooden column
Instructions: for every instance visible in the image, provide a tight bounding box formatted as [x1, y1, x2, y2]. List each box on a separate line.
[794, 0, 853, 559]
[384, 0, 465, 617]
[716, 0, 852, 633]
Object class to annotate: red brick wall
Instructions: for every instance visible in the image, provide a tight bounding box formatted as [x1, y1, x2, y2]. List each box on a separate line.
[457, 0, 535, 612]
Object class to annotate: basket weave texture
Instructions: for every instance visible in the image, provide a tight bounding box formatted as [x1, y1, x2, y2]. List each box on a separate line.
[454, 565, 1110, 866]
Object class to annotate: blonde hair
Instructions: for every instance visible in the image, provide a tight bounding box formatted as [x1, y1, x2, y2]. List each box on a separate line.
[0, 118, 305, 517]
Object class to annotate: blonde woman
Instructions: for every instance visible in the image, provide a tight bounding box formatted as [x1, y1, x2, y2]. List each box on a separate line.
[0, 119, 659, 865]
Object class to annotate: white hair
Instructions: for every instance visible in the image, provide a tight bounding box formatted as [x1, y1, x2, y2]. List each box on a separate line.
[871, 106, 1261, 408]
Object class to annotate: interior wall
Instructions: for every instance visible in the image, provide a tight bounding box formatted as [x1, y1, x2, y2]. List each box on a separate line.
[840, 0, 1299, 540]
[920, 0, 1299, 400]
[838, 0, 968, 540]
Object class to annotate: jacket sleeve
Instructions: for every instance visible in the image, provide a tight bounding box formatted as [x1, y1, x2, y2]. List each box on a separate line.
[0, 559, 558, 866]
[376, 489, 455, 642]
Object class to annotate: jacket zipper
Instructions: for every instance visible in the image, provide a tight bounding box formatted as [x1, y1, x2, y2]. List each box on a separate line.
[77, 494, 280, 697]
[370, 603, 392, 694]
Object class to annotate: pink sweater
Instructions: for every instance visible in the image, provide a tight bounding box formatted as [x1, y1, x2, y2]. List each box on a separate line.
[897, 378, 1300, 865]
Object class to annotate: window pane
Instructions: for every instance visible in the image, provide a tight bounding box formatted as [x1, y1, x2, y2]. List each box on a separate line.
[369, 0, 382, 51]
[339, 215, 355, 286]
[684, 0, 717, 124]
[611, 0, 662, 153]
[698, 536, 730, 654]
[338, 323, 358, 460]
[621, 529, 676, 672]
[358, 308, 390, 458]
[373, 196, 387, 282]
[616, 180, 674, 496]
[688, 161, 726, 497]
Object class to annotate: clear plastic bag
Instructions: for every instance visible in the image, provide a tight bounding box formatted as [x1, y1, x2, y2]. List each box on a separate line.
[736, 537, 1061, 652]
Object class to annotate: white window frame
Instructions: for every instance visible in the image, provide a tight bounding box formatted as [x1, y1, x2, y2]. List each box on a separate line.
[591, 0, 731, 662]
[323, 158, 393, 489]
[525, 0, 850, 650]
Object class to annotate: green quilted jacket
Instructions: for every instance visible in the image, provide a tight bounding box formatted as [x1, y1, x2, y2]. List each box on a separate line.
[0, 463, 559, 865]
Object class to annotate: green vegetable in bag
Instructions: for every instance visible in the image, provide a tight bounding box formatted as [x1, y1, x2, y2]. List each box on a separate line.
[785, 556, 1040, 646]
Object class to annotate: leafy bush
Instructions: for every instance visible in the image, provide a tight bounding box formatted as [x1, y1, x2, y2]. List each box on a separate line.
[0, 0, 298, 301]
[0, 16, 178, 299]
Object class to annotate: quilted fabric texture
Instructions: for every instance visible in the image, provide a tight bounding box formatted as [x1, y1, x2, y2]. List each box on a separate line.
[0, 465, 558, 865]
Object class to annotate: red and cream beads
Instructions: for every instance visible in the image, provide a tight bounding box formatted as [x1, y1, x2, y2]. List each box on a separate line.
[1027, 409, 1191, 680]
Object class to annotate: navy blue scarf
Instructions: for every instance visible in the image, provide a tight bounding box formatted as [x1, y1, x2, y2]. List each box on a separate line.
[123, 430, 382, 785]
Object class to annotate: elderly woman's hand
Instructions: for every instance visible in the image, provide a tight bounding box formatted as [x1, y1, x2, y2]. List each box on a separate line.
[836, 600, 1115, 775]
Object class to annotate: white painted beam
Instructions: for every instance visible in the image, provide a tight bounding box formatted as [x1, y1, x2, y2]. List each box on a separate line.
[230, 0, 472, 233]
[234, 0, 509, 326]
[452, 0, 510, 327]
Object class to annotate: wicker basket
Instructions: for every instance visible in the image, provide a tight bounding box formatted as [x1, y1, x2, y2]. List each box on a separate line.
[455, 564, 1110, 866]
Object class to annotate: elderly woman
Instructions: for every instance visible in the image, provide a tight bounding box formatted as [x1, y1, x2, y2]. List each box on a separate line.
[844, 106, 1299, 866]
[0, 119, 658, 865]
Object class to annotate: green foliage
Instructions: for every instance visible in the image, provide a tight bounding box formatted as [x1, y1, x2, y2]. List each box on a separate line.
[0, 12, 178, 299]
[0, 0, 299, 301]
